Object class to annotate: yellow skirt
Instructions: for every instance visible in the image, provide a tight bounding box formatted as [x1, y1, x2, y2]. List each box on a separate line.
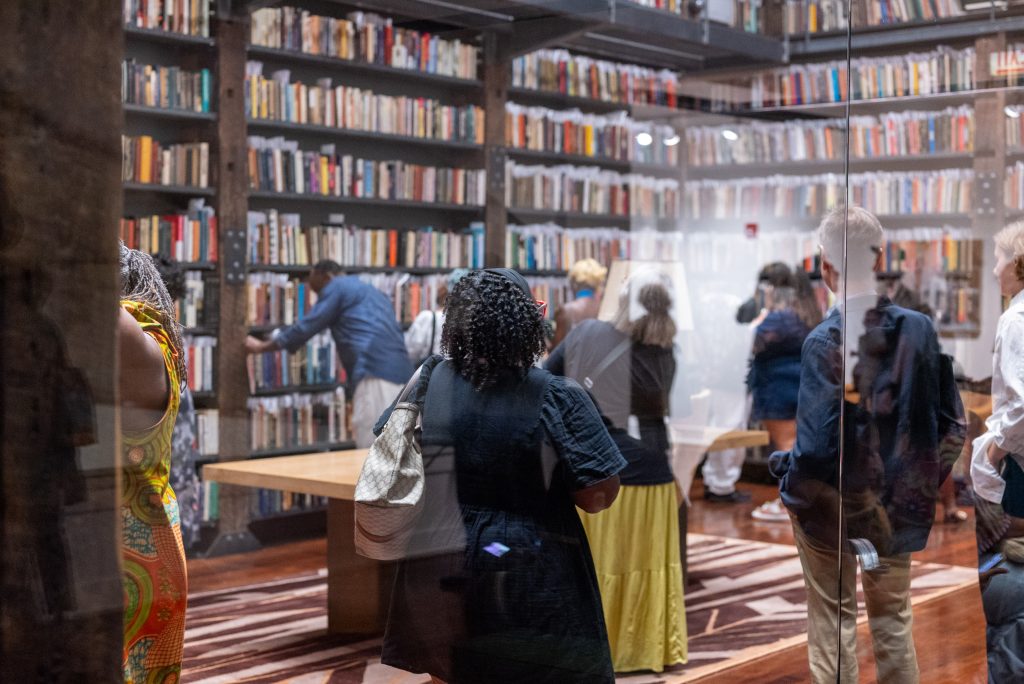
[579, 481, 687, 673]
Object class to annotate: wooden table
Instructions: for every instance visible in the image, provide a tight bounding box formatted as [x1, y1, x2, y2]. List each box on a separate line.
[203, 449, 378, 636]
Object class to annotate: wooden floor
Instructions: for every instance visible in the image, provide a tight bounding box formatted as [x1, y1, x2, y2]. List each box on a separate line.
[189, 482, 988, 682]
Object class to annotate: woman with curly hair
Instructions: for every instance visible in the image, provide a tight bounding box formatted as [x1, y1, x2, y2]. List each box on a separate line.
[546, 268, 686, 673]
[376, 268, 626, 684]
[118, 243, 188, 683]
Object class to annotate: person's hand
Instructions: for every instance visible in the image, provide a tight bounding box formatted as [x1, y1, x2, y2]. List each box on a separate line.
[751, 308, 769, 327]
[245, 335, 270, 354]
[980, 565, 1009, 591]
[988, 441, 1009, 468]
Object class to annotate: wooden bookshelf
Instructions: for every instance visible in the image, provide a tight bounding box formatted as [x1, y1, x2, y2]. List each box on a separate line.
[245, 119, 483, 150]
[248, 190, 484, 213]
[123, 182, 215, 196]
[250, 383, 340, 397]
[123, 103, 216, 122]
[505, 147, 679, 176]
[686, 151, 975, 179]
[124, 24, 216, 47]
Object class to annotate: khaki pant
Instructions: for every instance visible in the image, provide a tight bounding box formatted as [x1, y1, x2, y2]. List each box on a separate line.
[351, 376, 404, 448]
[791, 521, 918, 684]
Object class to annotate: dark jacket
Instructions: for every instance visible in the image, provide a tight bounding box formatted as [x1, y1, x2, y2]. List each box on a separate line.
[769, 298, 966, 555]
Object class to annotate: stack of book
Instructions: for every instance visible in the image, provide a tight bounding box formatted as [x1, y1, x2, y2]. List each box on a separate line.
[246, 273, 317, 327]
[747, 45, 975, 108]
[183, 335, 216, 393]
[249, 7, 480, 80]
[123, 60, 212, 112]
[120, 202, 218, 263]
[512, 49, 680, 107]
[685, 169, 974, 219]
[248, 136, 486, 205]
[687, 105, 974, 166]
[505, 104, 680, 166]
[123, 0, 212, 37]
[246, 330, 340, 392]
[506, 162, 679, 219]
[246, 62, 484, 143]
[122, 135, 210, 187]
[783, 0, 964, 34]
[247, 211, 485, 269]
[248, 389, 348, 452]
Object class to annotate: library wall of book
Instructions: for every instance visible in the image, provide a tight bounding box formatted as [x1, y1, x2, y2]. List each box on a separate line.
[121, 0, 1023, 555]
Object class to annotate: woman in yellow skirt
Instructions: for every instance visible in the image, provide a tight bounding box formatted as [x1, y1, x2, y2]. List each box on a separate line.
[546, 268, 686, 673]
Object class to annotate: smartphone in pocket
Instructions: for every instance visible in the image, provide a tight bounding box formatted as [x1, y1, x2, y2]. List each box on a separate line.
[979, 553, 1005, 574]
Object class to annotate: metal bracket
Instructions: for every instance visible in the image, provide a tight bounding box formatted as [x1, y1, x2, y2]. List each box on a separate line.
[488, 148, 507, 195]
[975, 172, 1000, 218]
[222, 227, 247, 284]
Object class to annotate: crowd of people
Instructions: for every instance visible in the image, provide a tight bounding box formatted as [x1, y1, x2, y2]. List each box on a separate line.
[115, 206, 1024, 682]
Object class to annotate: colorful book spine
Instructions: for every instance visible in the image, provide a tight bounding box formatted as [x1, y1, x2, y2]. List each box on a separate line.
[247, 389, 348, 452]
[122, 60, 212, 112]
[123, 0, 212, 37]
[122, 135, 210, 188]
[245, 273, 317, 326]
[246, 330, 340, 392]
[183, 335, 217, 393]
[120, 203, 218, 263]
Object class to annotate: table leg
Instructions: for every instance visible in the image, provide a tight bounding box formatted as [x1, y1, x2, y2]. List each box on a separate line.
[326, 498, 394, 636]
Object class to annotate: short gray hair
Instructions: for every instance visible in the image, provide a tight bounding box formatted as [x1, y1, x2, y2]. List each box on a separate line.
[818, 206, 884, 279]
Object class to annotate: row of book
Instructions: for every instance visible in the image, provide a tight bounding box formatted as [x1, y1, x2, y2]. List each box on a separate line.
[782, 0, 964, 34]
[248, 389, 348, 452]
[253, 490, 328, 517]
[183, 335, 216, 393]
[172, 271, 212, 330]
[512, 49, 681, 108]
[249, 7, 480, 81]
[356, 273, 448, 326]
[122, 135, 210, 188]
[195, 409, 218, 456]
[119, 201, 218, 263]
[245, 62, 485, 143]
[248, 136, 486, 205]
[201, 480, 219, 521]
[506, 225, 629, 272]
[684, 169, 974, 219]
[246, 273, 316, 327]
[746, 45, 975, 108]
[123, 0, 211, 37]
[1006, 106, 1024, 149]
[505, 104, 680, 166]
[246, 330, 340, 392]
[247, 211, 485, 270]
[990, 48, 1024, 89]
[686, 106, 974, 167]
[1004, 162, 1024, 211]
[880, 233, 978, 274]
[506, 162, 680, 219]
[122, 60, 212, 113]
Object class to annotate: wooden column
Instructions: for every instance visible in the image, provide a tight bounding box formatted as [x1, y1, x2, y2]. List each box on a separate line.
[483, 32, 511, 269]
[208, 10, 261, 556]
[0, 1, 123, 679]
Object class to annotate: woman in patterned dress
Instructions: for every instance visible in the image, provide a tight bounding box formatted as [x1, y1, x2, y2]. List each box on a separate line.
[118, 244, 188, 683]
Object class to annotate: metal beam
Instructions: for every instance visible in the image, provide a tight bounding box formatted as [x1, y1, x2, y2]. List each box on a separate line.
[509, 14, 604, 56]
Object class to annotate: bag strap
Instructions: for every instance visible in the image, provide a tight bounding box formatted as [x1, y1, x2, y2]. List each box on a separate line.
[396, 364, 425, 405]
[583, 337, 632, 390]
[428, 312, 437, 357]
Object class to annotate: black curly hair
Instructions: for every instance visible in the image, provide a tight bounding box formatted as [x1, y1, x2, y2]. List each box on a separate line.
[441, 270, 546, 389]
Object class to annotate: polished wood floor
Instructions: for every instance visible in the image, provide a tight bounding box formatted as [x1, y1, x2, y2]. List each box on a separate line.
[188, 482, 988, 682]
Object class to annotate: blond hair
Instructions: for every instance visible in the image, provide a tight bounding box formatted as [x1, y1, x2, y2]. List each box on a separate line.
[568, 258, 607, 291]
[818, 205, 884, 280]
[995, 221, 1024, 281]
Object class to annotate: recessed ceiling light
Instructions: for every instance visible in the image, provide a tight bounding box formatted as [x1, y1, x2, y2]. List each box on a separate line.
[665, 134, 681, 146]
[721, 129, 739, 141]
[1006, 106, 1021, 119]
[636, 132, 653, 146]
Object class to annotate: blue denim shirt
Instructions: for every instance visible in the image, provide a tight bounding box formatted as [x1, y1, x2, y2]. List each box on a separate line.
[274, 275, 413, 388]
[769, 298, 965, 554]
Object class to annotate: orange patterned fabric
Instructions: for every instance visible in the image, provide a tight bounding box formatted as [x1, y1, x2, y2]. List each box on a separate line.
[120, 300, 187, 684]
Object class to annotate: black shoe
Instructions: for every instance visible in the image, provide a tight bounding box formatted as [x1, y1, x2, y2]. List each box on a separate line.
[704, 490, 752, 503]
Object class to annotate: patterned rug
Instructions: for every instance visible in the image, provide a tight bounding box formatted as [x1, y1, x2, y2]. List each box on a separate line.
[182, 534, 976, 683]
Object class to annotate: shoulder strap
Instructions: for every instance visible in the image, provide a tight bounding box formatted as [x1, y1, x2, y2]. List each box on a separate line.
[583, 337, 631, 390]
[428, 312, 437, 355]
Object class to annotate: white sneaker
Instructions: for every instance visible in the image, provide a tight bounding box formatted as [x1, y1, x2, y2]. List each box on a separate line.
[751, 498, 789, 522]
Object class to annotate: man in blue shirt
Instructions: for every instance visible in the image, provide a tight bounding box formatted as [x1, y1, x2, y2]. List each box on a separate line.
[245, 260, 414, 447]
[769, 207, 964, 684]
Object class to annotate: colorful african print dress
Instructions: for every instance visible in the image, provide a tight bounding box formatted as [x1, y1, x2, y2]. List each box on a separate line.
[121, 301, 187, 684]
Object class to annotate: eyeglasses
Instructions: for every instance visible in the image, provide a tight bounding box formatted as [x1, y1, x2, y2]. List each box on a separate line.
[536, 300, 548, 317]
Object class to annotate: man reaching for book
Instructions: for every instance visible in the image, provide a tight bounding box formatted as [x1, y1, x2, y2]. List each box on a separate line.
[245, 260, 414, 447]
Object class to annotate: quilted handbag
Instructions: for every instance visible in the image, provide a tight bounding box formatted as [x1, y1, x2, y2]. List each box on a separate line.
[354, 368, 426, 561]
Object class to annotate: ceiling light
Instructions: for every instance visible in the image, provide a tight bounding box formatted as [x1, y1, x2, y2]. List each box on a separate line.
[721, 129, 739, 141]
[636, 132, 653, 146]
[664, 134, 680, 146]
[1006, 106, 1021, 119]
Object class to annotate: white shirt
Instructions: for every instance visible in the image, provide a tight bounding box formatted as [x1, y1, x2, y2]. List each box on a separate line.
[404, 309, 444, 362]
[972, 290, 1024, 503]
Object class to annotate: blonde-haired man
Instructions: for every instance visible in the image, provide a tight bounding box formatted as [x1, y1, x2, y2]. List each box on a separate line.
[769, 206, 965, 683]
[551, 258, 608, 347]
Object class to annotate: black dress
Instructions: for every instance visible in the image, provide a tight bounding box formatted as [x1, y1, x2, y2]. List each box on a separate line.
[378, 360, 626, 684]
